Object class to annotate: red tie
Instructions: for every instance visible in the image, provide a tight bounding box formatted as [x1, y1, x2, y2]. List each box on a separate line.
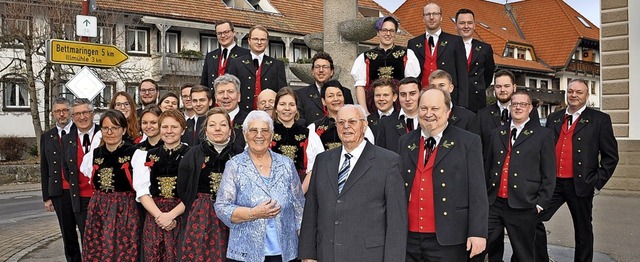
[467, 48, 472, 72]
[254, 58, 262, 110]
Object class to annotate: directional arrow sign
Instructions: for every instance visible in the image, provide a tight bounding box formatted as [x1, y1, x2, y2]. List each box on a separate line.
[76, 15, 97, 37]
[83, 19, 90, 26]
[47, 39, 129, 68]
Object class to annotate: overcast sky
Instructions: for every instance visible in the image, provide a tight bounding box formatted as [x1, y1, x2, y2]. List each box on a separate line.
[374, 0, 601, 26]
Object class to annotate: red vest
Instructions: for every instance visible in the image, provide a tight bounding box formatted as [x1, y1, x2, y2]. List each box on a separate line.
[409, 137, 439, 233]
[467, 50, 472, 72]
[421, 40, 439, 88]
[218, 54, 228, 76]
[555, 116, 578, 178]
[76, 136, 95, 197]
[60, 136, 70, 190]
[498, 138, 513, 198]
[254, 64, 262, 110]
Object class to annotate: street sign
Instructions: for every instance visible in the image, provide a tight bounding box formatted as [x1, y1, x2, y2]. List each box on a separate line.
[65, 66, 105, 100]
[47, 39, 129, 68]
[76, 15, 97, 37]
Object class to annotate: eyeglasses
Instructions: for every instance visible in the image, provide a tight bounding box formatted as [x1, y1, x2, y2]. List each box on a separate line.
[423, 12, 442, 18]
[509, 102, 531, 108]
[379, 29, 396, 35]
[114, 102, 131, 108]
[313, 65, 331, 70]
[71, 111, 93, 117]
[216, 30, 233, 36]
[247, 128, 271, 136]
[101, 126, 122, 133]
[181, 95, 191, 100]
[140, 88, 156, 94]
[250, 38, 268, 43]
[337, 118, 365, 127]
[53, 108, 69, 114]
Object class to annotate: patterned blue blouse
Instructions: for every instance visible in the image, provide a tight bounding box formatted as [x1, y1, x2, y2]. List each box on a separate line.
[215, 149, 305, 262]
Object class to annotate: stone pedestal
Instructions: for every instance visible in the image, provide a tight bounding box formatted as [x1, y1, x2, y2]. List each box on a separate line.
[324, 0, 358, 101]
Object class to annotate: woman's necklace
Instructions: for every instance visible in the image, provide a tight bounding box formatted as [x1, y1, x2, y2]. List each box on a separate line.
[251, 153, 271, 171]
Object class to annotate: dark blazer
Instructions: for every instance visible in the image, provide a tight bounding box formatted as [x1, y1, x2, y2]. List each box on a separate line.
[545, 108, 619, 197]
[398, 126, 488, 245]
[296, 83, 354, 125]
[200, 45, 250, 90]
[226, 54, 287, 112]
[40, 126, 71, 201]
[299, 142, 407, 262]
[408, 32, 469, 107]
[485, 121, 556, 209]
[476, 103, 540, 157]
[367, 111, 382, 138]
[374, 111, 405, 152]
[181, 115, 206, 147]
[467, 39, 496, 112]
[62, 125, 98, 213]
[450, 105, 480, 135]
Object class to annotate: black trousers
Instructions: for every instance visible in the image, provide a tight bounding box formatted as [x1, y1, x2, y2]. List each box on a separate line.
[51, 189, 81, 262]
[406, 232, 467, 262]
[487, 198, 537, 262]
[535, 178, 594, 262]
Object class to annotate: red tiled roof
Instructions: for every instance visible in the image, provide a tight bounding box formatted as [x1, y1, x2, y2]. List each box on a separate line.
[394, 0, 599, 72]
[511, 0, 600, 68]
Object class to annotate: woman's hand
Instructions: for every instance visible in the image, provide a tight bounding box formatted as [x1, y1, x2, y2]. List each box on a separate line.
[155, 212, 174, 228]
[251, 199, 282, 219]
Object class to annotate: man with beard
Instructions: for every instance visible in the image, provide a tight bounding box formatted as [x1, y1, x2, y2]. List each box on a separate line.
[351, 16, 419, 115]
[200, 20, 249, 93]
[181, 85, 212, 146]
[408, 3, 469, 107]
[137, 79, 159, 117]
[398, 88, 487, 261]
[297, 52, 354, 125]
[41, 97, 79, 261]
[476, 69, 539, 157]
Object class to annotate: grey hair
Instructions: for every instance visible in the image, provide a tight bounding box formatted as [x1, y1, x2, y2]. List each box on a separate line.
[70, 98, 94, 113]
[53, 97, 70, 107]
[242, 110, 274, 133]
[339, 104, 368, 119]
[214, 74, 241, 93]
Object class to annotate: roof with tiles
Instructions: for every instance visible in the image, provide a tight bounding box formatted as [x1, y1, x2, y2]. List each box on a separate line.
[94, 0, 414, 44]
[393, 0, 599, 72]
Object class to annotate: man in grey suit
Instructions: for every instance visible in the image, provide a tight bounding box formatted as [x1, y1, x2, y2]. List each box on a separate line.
[299, 104, 407, 262]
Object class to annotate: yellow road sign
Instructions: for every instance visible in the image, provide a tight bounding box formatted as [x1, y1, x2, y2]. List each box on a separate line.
[47, 39, 129, 67]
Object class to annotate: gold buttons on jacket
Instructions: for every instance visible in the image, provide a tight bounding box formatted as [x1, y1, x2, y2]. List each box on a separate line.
[442, 198, 446, 202]
[441, 183, 446, 187]
[513, 185, 518, 189]
[514, 173, 518, 177]
[440, 169, 444, 174]
[443, 212, 448, 216]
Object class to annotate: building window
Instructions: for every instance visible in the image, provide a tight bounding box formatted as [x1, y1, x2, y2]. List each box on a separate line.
[269, 42, 284, 59]
[576, 16, 591, 28]
[504, 47, 515, 58]
[93, 26, 114, 45]
[93, 83, 114, 108]
[517, 48, 527, 60]
[294, 44, 310, 63]
[529, 79, 537, 88]
[1, 18, 29, 37]
[201, 34, 217, 54]
[2, 79, 29, 109]
[158, 31, 180, 53]
[540, 80, 549, 89]
[126, 28, 148, 54]
[223, 0, 279, 13]
[126, 83, 139, 105]
[527, 77, 550, 89]
[591, 81, 597, 95]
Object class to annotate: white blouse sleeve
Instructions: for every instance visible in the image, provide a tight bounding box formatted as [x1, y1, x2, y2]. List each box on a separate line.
[405, 49, 421, 78]
[305, 129, 324, 174]
[350, 53, 367, 87]
[80, 149, 94, 179]
[132, 150, 150, 202]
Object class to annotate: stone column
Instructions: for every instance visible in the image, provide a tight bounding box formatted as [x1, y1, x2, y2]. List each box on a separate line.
[324, 0, 358, 99]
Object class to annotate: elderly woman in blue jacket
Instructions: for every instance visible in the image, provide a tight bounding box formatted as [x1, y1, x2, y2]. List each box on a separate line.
[215, 110, 305, 262]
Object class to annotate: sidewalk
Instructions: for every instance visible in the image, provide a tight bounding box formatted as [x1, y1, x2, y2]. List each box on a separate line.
[3, 183, 634, 261]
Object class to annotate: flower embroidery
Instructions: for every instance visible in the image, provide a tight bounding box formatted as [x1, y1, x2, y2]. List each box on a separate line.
[230, 53, 238, 59]
[450, 115, 458, 121]
[408, 143, 417, 151]
[475, 45, 481, 51]
[579, 118, 589, 124]
[416, 42, 423, 48]
[396, 123, 405, 130]
[264, 60, 273, 65]
[523, 130, 534, 136]
[500, 130, 508, 136]
[316, 125, 328, 137]
[441, 140, 455, 149]
[118, 156, 131, 164]
[553, 118, 562, 123]
[310, 93, 319, 99]
[295, 134, 307, 141]
[392, 49, 406, 58]
[94, 158, 104, 165]
[440, 41, 448, 47]
[273, 133, 282, 142]
[233, 122, 243, 130]
[491, 111, 501, 118]
[212, 54, 218, 59]
[242, 59, 251, 64]
[145, 154, 160, 167]
[365, 52, 379, 60]
[202, 156, 210, 169]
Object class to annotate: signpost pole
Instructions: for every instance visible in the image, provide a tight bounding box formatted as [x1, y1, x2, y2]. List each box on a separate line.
[81, 0, 89, 42]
